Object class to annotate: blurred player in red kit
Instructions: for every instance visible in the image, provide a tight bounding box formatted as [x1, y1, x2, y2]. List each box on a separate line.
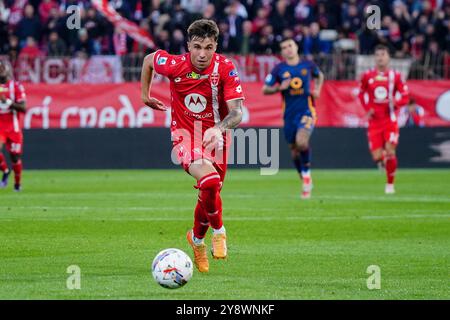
[0, 61, 27, 192]
[140, 20, 244, 273]
[358, 45, 409, 194]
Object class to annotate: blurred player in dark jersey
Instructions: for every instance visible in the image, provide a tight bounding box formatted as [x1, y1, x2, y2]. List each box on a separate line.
[141, 20, 244, 273]
[0, 60, 27, 192]
[262, 39, 324, 199]
[358, 45, 409, 194]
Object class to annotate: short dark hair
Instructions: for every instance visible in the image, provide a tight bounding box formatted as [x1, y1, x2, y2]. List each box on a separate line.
[374, 44, 389, 53]
[279, 37, 296, 47]
[187, 19, 220, 42]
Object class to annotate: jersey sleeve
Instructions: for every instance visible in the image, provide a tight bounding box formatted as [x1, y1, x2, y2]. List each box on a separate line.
[14, 81, 26, 103]
[394, 72, 409, 108]
[222, 61, 245, 102]
[153, 50, 173, 78]
[358, 71, 370, 112]
[264, 64, 280, 86]
[309, 61, 321, 78]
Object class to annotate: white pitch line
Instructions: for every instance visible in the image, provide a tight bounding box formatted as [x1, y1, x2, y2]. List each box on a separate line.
[1, 192, 448, 203]
[0, 214, 448, 222]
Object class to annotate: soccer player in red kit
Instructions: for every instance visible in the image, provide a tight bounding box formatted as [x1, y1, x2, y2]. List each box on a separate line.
[358, 45, 409, 194]
[0, 61, 27, 192]
[140, 20, 244, 273]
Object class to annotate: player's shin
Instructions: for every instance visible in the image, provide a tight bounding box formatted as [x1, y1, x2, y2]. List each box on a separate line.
[385, 154, 397, 185]
[12, 159, 22, 187]
[0, 153, 8, 173]
[193, 199, 209, 243]
[291, 150, 302, 176]
[299, 148, 311, 178]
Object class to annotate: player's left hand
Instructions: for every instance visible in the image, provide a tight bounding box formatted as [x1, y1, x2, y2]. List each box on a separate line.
[311, 89, 321, 99]
[203, 127, 223, 149]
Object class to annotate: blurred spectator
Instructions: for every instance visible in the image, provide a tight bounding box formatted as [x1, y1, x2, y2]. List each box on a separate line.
[294, 0, 313, 25]
[156, 29, 171, 52]
[269, 0, 294, 36]
[181, 0, 208, 18]
[399, 98, 425, 127]
[357, 24, 378, 55]
[303, 22, 332, 57]
[74, 28, 95, 57]
[48, 31, 68, 56]
[19, 36, 43, 60]
[240, 20, 256, 55]
[170, 29, 186, 54]
[202, 3, 217, 20]
[225, 1, 244, 53]
[7, 35, 20, 64]
[252, 7, 269, 34]
[39, 0, 59, 25]
[16, 4, 42, 46]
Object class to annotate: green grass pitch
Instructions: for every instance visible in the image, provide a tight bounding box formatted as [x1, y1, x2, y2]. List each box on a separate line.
[0, 169, 449, 299]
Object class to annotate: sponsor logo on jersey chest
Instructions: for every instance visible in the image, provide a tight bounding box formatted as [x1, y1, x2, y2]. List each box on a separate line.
[184, 93, 207, 113]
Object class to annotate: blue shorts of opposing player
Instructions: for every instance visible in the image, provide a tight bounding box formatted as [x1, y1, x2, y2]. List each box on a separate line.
[283, 113, 315, 144]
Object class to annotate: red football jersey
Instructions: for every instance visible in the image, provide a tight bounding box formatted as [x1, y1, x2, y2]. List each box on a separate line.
[358, 68, 409, 124]
[0, 80, 26, 133]
[152, 50, 244, 141]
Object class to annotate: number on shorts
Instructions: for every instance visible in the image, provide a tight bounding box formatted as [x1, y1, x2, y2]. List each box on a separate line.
[389, 132, 399, 144]
[10, 143, 21, 153]
[301, 115, 313, 129]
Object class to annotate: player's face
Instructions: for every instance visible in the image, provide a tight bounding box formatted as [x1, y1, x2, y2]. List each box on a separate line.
[188, 37, 217, 71]
[280, 40, 299, 60]
[375, 49, 390, 70]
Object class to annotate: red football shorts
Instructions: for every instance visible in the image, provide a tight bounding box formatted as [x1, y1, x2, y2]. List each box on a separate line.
[0, 129, 23, 155]
[367, 120, 399, 152]
[171, 136, 229, 182]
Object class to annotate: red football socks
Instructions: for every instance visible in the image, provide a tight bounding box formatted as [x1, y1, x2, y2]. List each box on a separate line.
[12, 160, 22, 185]
[194, 173, 224, 232]
[0, 153, 7, 173]
[385, 155, 397, 184]
[193, 200, 209, 240]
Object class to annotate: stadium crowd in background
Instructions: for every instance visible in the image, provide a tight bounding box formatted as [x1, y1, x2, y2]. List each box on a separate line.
[0, 0, 449, 67]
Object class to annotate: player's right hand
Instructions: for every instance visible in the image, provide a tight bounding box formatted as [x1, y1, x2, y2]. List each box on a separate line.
[279, 78, 291, 91]
[142, 96, 168, 111]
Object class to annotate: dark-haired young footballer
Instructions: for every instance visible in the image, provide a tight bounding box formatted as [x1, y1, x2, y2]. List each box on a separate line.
[263, 39, 323, 199]
[141, 20, 244, 273]
[358, 44, 409, 194]
[0, 60, 27, 191]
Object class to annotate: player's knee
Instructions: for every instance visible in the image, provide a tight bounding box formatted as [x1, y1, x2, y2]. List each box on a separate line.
[297, 141, 309, 152]
[197, 173, 221, 213]
[385, 150, 396, 158]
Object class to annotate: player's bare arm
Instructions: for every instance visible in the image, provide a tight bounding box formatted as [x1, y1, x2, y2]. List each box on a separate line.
[141, 52, 167, 111]
[262, 78, 291, 95]
[312, 71, 324, 99]
[203, 99, 243, 148]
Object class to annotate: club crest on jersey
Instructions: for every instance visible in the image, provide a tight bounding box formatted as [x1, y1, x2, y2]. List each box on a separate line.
[301, 69, 308, 76]
[184, 93, 207, 113]
[210, 72, 220, 87]
[157, 57, 167, 65]
[282, 71, 291, 78]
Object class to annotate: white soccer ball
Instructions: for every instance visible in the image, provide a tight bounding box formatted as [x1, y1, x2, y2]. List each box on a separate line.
[151, 248, 193, 289]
